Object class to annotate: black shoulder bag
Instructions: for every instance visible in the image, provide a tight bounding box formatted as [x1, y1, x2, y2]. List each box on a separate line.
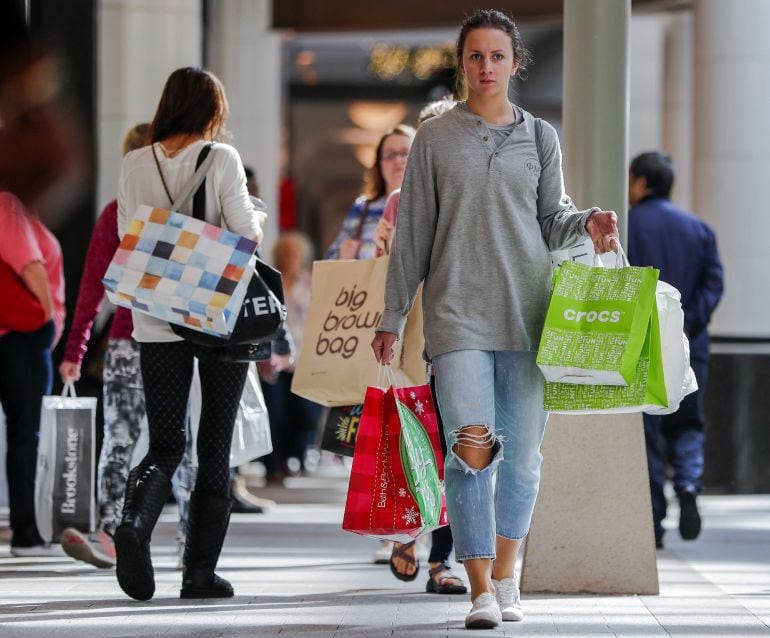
[154, 142, 286, 361]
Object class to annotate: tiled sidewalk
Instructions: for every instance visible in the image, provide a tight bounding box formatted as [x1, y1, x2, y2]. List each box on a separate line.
[0, 473, 768, 637]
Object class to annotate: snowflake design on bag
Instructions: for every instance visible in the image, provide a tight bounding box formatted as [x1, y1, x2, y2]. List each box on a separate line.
[414, 400, 425, 415]
[410, 391, 416, 401]
[401, 507, 419, 526]
[398, 487, 408, 498]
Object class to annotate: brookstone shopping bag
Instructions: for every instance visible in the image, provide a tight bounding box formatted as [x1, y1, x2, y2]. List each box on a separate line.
[343, 375, 448, 542]
[543, 296, 668, 414]
[291, 256, 426, 406]
[103, 205, 257, 337]
[34, 382, 96, 543]
[537, 255, 659, 386]
[320, 404, 363, 457]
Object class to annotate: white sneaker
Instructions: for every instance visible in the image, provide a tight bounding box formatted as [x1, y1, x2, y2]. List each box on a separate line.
[465, 592, 502, 629]
[493, 576, 524, 621]
[10, 544, 66, 558]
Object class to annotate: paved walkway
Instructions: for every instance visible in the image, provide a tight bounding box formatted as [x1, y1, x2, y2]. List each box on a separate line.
[0, 468, 769, 637]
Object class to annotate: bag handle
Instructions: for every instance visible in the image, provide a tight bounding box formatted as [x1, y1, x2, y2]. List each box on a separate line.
[376, 362, 402, 389]
[175, 143, 217, 213]
[150, 142, 217, 212]
[592, 242, 629, 269]
[62, 381, 77, 397]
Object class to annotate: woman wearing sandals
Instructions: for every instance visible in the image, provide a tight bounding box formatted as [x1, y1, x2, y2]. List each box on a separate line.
[324, 124, 415, 567]
[372, 10, 618, 629]
[374, 98, 467, 597]
[115, 67, 266, 601]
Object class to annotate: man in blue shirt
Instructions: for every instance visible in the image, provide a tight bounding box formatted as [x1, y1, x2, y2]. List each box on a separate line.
[628, 151, 724, 549]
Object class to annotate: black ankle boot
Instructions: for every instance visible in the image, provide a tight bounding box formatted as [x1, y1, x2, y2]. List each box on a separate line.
[114, 463, 172, 601]
[180, 492, 234, 599]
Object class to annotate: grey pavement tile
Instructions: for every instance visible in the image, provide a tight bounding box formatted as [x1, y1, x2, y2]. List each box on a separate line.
[1, 493, 769, 636]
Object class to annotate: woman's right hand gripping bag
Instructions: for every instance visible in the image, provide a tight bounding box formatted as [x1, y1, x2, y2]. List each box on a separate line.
[342, 371, 448, 543]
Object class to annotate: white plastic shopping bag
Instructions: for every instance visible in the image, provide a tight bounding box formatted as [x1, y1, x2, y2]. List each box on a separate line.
[34, 382, 97, 543]
[188, 361, 272, 467]
[644, 281, 698, 415]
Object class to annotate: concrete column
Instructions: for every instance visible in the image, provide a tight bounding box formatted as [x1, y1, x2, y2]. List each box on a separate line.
[629, 14, 666, 159]
[522, 0, 659, 595]
[97, 0, 202, 211]
[693, 0, 770, 338]
[521, 414, 659, 595]
[206, 0, 282, 256]
[561, 0, 630, 244]
[662, 11, 694, 211]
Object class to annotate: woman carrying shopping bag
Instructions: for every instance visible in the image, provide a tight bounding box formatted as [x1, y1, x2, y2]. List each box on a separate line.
[373, 98, 468, 596]
[115, 67, 265, 601]
[324, 125, 415, 565]
[324, 124, 415, 261]
[372, 10, 618, 630]
[58, 123, 197, 570]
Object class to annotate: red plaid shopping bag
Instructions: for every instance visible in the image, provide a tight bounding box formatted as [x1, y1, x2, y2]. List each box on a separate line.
[342, 382, 448, 542]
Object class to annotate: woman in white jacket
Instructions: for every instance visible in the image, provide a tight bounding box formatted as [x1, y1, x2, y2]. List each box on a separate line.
[115, 67, 265, 602]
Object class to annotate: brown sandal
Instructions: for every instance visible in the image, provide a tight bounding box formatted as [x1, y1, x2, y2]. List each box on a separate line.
[426, 562, 467, 594]
[389, 541, 419, 582]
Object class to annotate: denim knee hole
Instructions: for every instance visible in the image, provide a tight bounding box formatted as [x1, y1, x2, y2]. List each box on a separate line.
[449, 424, 502, 474]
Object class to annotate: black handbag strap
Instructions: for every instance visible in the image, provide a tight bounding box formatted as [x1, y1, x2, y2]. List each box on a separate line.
[192, 143, 214, 221]
[151, 141, 216, 213]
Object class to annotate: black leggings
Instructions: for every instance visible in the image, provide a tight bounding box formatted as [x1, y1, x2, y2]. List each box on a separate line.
[0, 322, 54, 547]
[139, 341, 248, 497]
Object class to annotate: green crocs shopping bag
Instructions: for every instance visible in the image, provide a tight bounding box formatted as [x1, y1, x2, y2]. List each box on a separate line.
[537, 257, 659, 386]
[543, 296, 668, 413]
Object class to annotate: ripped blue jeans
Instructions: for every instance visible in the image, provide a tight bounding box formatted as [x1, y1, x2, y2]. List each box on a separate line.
[432, 350, 548, 561]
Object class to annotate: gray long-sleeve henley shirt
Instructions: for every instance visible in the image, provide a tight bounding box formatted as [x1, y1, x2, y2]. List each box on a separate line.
[378, 103, 596, 358]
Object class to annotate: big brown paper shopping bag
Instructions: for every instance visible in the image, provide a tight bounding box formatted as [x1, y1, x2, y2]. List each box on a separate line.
[291, 256, 425, 406]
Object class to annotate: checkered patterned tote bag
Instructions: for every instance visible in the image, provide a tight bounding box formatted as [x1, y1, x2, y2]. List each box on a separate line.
[103, 148, 257, 337]
[343, 374, 448, 542]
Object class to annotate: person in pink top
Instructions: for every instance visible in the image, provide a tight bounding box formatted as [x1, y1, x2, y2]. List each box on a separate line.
[0, 190, 65, 556]
[373, 99, 456, 258]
